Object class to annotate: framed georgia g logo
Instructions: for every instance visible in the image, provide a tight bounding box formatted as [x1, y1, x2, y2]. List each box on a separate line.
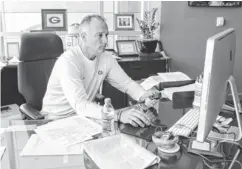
[41, 9, 67, 31]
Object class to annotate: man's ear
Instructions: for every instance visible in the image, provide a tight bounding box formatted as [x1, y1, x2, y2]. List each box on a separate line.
[80, 32, 87, 42]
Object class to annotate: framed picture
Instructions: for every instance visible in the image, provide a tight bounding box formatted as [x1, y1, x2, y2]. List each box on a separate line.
[41, 9, 67, 31]
[116, 40, 138, 57]
[115, 14, 134, 30]
[7, 42, 19, 59]
[188, 1, 241, 7]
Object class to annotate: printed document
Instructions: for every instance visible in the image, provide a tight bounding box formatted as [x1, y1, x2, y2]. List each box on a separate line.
[161, 83, 195, 100]
[157, 71, 191, 82]
[83, 134, 160, 169]
[35, 115, 102, 147]
[140, 72, 191, 90]
[21, 134, 83, 156]
[140, 75, 163, 90]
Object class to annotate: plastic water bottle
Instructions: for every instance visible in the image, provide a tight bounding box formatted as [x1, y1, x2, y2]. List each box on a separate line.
[193, 75, 203, 109]
[102, 98, 115, 134]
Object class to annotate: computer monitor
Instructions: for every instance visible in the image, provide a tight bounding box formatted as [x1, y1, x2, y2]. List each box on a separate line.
[193, 28, 242, 150]
[197, 28, 235, 142]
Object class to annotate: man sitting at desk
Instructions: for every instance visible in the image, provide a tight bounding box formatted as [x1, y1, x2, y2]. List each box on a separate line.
[41, 14, 160, 127]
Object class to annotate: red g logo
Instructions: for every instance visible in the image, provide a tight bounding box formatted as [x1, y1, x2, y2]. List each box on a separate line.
[49, 17, 61, 24]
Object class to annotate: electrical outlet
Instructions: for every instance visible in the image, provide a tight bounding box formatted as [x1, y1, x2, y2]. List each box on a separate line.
[216, 17, 225, 27]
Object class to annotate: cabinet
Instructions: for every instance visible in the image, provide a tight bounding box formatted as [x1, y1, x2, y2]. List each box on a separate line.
[1, 57, 169, 109]
[1, 65, 25, 106]
[102, 57, 169, 109]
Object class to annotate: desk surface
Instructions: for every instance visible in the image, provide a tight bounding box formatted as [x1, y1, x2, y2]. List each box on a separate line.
[1, 117, 241, 169]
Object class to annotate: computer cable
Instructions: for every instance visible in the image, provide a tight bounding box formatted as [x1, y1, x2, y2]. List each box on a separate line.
[207, 130, 236, 160]
[210, 128, 236, 157]
[197, 134, 240, 169]
[228, 148, 242, 169]
[202, 158, 242, 169]
[238, 144, 242, 151]
[221, 132, 236, 159]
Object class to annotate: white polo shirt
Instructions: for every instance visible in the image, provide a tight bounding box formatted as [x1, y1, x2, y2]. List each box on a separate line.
[41, 46, 146, 120]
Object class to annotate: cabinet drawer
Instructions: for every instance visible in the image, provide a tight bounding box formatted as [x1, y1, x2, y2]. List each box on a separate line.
[119, 60, 166, 80]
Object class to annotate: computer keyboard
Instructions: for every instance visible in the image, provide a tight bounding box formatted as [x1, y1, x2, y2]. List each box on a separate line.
[167, 108, 200, 137]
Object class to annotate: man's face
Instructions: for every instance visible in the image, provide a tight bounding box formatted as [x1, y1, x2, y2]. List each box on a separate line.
[83, 19, 109, 59]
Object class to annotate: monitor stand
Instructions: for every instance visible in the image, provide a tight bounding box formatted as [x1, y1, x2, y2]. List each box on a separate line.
[208, 75, 242, 143]
[190, 76, 242, 157]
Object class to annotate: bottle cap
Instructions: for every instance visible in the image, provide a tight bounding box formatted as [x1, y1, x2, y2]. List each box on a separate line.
[104, 98, 111, 104]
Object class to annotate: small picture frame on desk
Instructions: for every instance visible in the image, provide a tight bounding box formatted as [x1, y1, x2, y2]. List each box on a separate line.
[6, 42, 19, 60]
[116, 40, 138, 57]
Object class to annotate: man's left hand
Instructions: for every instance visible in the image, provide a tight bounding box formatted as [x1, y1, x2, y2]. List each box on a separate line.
[140, 87, 161, 102]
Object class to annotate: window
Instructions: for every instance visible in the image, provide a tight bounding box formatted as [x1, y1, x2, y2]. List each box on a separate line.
[0, 1, 161, 60]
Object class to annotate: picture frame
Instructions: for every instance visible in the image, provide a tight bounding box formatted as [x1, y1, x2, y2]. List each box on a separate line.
[116, 40, 138, 57]
[41, 9, 67, 31]
[114, 14, 134, 31]
[6, 42, 19, 59]
[188, 1, 241, 7]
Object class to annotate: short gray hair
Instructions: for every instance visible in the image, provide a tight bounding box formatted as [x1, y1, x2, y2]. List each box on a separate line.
[80, 14, 107, 27]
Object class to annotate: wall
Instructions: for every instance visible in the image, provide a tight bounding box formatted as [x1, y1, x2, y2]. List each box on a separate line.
[160, 1, 242, 92]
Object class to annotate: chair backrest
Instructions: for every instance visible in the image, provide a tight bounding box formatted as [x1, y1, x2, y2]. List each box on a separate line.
[18, 32, 64, 110]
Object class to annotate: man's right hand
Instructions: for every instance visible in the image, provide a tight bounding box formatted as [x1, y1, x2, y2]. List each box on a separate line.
[119, 107, 150, 127]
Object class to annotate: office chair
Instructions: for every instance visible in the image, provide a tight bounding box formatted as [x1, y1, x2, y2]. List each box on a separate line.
[18, 32, 63, 120]
[18, 32, 105, 120]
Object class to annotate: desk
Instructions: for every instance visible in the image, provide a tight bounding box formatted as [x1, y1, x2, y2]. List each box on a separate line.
[1, 120, 201, 169]
[1, 64, 25, 106]
[2, 117, 241, 169]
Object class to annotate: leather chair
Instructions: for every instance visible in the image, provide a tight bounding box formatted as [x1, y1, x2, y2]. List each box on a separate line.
[18, 32, 104, 120]
[18, 32, 64, 119]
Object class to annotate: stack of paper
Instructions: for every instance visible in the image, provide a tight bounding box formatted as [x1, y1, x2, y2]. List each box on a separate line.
[157, 71, 191, 82]
[161, 83, 195, 100]
[140, 75, 163, 90]
[8, 56, 20, 64]
[35, 116, 102, 147]
[140, 72, 191, 91]
[21, 115, 102, 156]
[21, 134, 83, 156]
[83, 134, 160, 169]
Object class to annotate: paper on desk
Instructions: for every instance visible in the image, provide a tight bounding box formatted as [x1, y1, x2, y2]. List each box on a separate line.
[20, 134, 83, 156]
[157, 71, 191, 82]
[8, 56, 20, 63]
[161, 83, 195, 100]
[83, 134, 160, 169]
[140, 75, 163, 90]
[7, 125, 36, 132]
[35, 115, 102, 147]
[0, 128, 6, 135]
[0, 146, 6, 160]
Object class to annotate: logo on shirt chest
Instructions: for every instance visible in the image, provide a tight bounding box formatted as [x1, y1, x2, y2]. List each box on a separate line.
[98, 70, 103, 75]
